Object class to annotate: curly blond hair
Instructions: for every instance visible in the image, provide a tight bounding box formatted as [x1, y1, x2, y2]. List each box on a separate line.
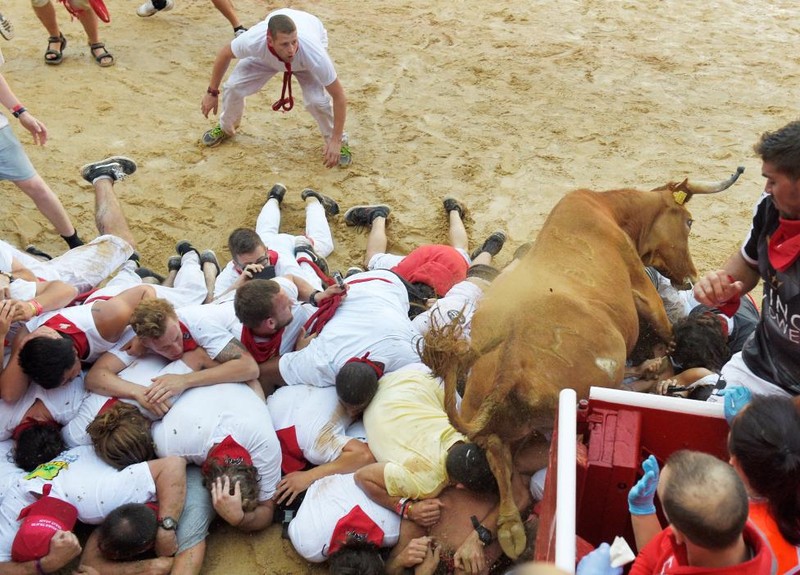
[129, 298, 177, 339]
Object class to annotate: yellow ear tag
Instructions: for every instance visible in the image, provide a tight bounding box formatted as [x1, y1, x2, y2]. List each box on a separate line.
[672, 191, 687, 205]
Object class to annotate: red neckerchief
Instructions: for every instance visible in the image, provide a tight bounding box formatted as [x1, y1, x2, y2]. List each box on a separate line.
[268, 41, 293, 111]
[11, 417, 60, 442]
[178, 322, 198, 352]
[303, 277, 393, 336]
[768, 217, 800, 272]
[234, 250, 279, 276]
[98, 397, 120, 415]
[295, 255, 334, 287]
[327, 505, 385, 555]
[240, 326, 284, 363]
[345, 352, 384, 378]
[43, 314, 89, 360]
[202, 435, 253, 475]
[275, 426, 308, 474]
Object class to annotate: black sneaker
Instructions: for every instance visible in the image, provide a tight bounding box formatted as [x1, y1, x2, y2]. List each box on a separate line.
[470, 230, 507, 260]
[80, 156, 137, 184]
[175, 240, 199, 258]
[295, 245, 329, 276]
[267, 183, 287, 204]
[345, 266, 363, 278]
[443, 197, 465, 219]
[200, 249, 220, 276]
[301, 188, 340, 217]
[25, 245, 53, 261]
[167, 255, 182, 272]
[135, 267, 165, 283]
[343, 205, 391, 227]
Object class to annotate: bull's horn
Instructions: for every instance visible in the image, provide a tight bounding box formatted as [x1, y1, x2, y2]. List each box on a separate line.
[679, 166, 745, 194]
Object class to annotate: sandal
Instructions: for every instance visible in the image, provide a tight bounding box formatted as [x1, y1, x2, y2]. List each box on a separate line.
[44, 33, 67, 65]
[89, 42, 114, 67]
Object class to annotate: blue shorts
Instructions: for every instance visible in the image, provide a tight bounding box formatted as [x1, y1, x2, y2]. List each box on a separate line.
[176, 465, 214, 553]
[0, 125, 36, 181]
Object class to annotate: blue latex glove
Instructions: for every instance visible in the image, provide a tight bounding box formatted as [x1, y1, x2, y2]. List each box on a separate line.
[576, 542, 623, 575]
[718, 386, 752, 425]
[628, 455, 660, 515]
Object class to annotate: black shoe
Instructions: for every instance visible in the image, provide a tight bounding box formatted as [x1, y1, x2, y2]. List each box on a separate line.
[25, 244, 53, 261]
[135, 267, 165, 283]
[175, 240, 199, 258]
[513, 242, 533, 261]
[167, 255, 182, 272]
[200, 249, 220, 276]
[80, 156, 137, 184]
[443, 197, 465, 219]
[267, 183, 287, 204]
[345, 266, 363, 278]
[470, 230, 507, 260]
[343, 204, 391, 227]
[128, 251, 141, 267]
[301, 188, 340, 217]
[295, 245, 329, 276]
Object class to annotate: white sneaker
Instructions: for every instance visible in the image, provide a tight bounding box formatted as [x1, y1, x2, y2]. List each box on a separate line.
[0, 13, 14, 41]
[137, 0, 174, 17]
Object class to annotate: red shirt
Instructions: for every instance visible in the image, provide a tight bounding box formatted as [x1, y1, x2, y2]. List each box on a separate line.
[630, 523, 776, 575]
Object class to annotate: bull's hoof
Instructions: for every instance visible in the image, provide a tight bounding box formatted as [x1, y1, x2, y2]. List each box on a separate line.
[498, 518, 527, 559]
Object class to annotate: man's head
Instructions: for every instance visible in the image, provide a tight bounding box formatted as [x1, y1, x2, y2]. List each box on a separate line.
[13, 423, 66, 472]
[228, 228, 270, 272]
[672, 312, 730, 373]
[335, 356, 384, 418]
[97, 503, 157, 562]
[445, 442, 497, 493]
[18, 335, 80, 389]
[87, 403, 155, 470]
[234, 279, 293, 336]
[754, 121, 800, 219]
[658, 450, 748, 550]
[266, 14, 298, 62]
[201, 459, 260, 513]
[328, 539, 384, 575]
[129, 298, 183, 360]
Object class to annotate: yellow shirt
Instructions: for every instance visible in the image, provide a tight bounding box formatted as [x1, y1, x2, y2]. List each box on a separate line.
[363, 364, 466, 499]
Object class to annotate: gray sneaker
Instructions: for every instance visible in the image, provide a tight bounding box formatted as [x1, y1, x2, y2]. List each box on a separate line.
[470, 230, 507, 260]
[344, 204, 391, 227]
[443, 197, 465, 219]
[0, 13, 15, 41]
[301, 188, 340, 217]
[202, 124, 229, 147]
[80, 156, 137, 183]
[339, 134, 352, 167]
[268, 183, 287, 204]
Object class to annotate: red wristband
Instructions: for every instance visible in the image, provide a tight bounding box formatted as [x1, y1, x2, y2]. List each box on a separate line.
[11, 104, 23, 114]
[29, 299, 43, 316]
[207, 87, 220, 97]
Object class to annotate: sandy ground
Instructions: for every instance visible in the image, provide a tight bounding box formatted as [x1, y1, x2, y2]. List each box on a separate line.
[2, 0, 796, 571]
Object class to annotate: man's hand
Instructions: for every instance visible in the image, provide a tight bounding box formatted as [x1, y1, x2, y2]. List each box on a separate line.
[576, 542, 622, 575]
[275, 470, 313, 506]
[154, 525, 178, 557]
[42, 530, 82, 572]
[201, 93, 219, 118]
[211, 476, 245, 526]
[0, 300, 14, 340]
[453, 530, 486, 575]
[693, 270, 744, 308]
[396, 536, 433, 568]
[145, 373, 189, 404]
[414, 540, 441, 575]
[18, 111, 48, 146]
[133, 386, 170, 418]
[317, 282, 348, 305]
[719, 386, 752, 425]
[322, 136, 342, 168]
[407, 498, 443, 527]
[628, 455, 660, 515]
[293, 327, 317, 351]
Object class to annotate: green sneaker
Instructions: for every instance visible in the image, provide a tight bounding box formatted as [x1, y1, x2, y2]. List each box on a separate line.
[202, 124, 229, 147]
[339, 143, 352, 167]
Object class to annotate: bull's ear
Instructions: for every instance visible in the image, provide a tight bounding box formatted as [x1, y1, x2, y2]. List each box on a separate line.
[672, 188, 690, 206]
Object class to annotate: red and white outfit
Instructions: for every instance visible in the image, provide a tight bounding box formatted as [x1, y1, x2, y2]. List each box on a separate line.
[0, 376, 86, 441]
[0, 235, 133, 294]
[201, 277, 312, 361]
[288, 473, 400, 562]
[278, 270, 421, 387]
[152, 383, 281, 502]
[629, 523, 776, 575]
[411, 279, 486, 342]
[0, 445, 156, 561]
[219, 9, 339, 144]
[266, 385, 353, 474]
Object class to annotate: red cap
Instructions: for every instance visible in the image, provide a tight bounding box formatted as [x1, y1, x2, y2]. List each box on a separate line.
[201, 435, 253, 475]
[11, 485, 77, 562]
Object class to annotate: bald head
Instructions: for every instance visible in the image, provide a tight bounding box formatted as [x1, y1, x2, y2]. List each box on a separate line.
[659, 450, 748, 549]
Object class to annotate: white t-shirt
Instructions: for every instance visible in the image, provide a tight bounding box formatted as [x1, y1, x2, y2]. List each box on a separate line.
[0, 376, 86, 441]
[231, 9, 336, 87]
[0, 440, 23, 505]
[411, 279, 484, 341]
[152, 383, 281, 502]
[288, 473, 400, 562]
[213, 236, 303, 301]
[0, 445, 155, 560]
[278, 270, 421, 387]
[266, 385, 352, 469]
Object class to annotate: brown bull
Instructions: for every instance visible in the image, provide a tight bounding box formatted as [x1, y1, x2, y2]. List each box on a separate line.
[421, 167, 744, 559]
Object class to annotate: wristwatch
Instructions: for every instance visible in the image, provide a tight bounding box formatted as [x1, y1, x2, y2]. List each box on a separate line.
[470, 515, 493, 546]
[158, 516, 178, 531]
